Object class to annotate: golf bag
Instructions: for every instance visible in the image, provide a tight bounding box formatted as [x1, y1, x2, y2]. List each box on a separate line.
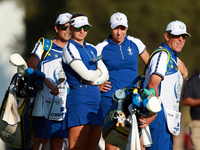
[102, 76, 142, 149]
[0, 68, 45, 150]
[103, 89, 139, 149]
[0, 37, 52, 150]
[0, 74, 35, 150]
[102, 75, 162, 149]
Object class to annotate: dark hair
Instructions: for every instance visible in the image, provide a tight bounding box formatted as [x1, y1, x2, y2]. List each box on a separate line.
[71, 13, 86, 20]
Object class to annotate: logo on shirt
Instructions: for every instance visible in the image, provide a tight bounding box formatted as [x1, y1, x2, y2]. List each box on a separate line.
[127, 47, 133, 55]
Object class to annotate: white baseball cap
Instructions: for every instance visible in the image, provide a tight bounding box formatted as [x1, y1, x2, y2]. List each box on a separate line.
[55, 13, 72, 25]
[109, 12, 128, 29]
[165, 20, 191, 37]
[70, 16, 92, 28]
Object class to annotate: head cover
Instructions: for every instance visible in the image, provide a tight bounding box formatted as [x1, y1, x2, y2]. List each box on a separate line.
[55, 13, 72, 25]
[70, 16, 92, 28]
[165, 20, 191, 37]
[109, 12, 128, 29]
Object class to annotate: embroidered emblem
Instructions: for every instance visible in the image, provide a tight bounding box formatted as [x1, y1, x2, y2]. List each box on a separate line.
[179, 23, 185, 30]
[127, 47, 133, 55]
[66, 14, 70, 19]
[116, 15, 122, 21]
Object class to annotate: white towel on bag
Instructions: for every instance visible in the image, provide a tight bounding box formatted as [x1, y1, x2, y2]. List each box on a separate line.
[2, 76, 20, 125]
[126, 103, 141, 150]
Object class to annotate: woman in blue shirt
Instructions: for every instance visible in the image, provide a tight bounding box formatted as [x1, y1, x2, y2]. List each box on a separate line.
[62, 13, 109, 150]
[96, 12, 151, 150]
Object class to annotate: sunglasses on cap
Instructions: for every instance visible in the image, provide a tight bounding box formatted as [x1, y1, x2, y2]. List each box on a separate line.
[59, 25, 69, 30]
[74, 25, 90, 32]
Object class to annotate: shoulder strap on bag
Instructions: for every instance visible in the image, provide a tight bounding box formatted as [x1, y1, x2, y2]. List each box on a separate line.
[39, 37, 53, 61]
[36, 37, 53, 69]
[147, 47, 173, 75]
[124, 74, 143, 94]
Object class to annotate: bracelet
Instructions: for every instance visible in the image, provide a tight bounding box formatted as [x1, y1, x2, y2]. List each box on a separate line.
[183, 77, 188, 82]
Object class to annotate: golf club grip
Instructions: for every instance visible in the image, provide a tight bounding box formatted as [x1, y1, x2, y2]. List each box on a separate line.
[38, 144, 42, 150]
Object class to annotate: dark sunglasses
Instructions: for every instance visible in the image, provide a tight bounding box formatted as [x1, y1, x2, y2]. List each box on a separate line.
[59, 25, 69, 30]
[74, 25, 90, 32]
[168, 33, 188, 39]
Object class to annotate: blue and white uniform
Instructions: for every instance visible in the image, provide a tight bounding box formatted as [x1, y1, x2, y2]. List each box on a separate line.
[144, 43, 183, 150]
[62, 39, 104, 128]
[96, 35, 146, 118]
[31, 39, 69, 138]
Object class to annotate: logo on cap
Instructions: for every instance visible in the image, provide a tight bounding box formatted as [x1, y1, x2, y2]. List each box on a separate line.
[116, 15, 122, 21]
[179, 23, 184, 30]
[66, 14, 70, 19]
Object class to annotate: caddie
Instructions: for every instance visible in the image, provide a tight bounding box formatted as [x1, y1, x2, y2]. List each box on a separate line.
[143, 20, 190, 150]
[27, 12, 72, 150]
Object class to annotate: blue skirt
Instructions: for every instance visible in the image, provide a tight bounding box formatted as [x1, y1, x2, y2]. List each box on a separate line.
[63, 85, 104, 129]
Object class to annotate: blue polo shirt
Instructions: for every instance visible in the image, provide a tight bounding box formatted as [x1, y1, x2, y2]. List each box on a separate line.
[96, 35, 146, 98]
[62, 39, 98, 87]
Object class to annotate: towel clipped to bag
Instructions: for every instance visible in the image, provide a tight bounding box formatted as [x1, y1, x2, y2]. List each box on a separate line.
[125, 103, 141, 150]
[2, 76, 20, 125]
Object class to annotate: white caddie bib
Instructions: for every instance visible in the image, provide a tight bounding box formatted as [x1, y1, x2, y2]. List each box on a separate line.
[43, 96, 66, 121]
[165, 108, 181, 135]
[160, 62, 183, 136]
